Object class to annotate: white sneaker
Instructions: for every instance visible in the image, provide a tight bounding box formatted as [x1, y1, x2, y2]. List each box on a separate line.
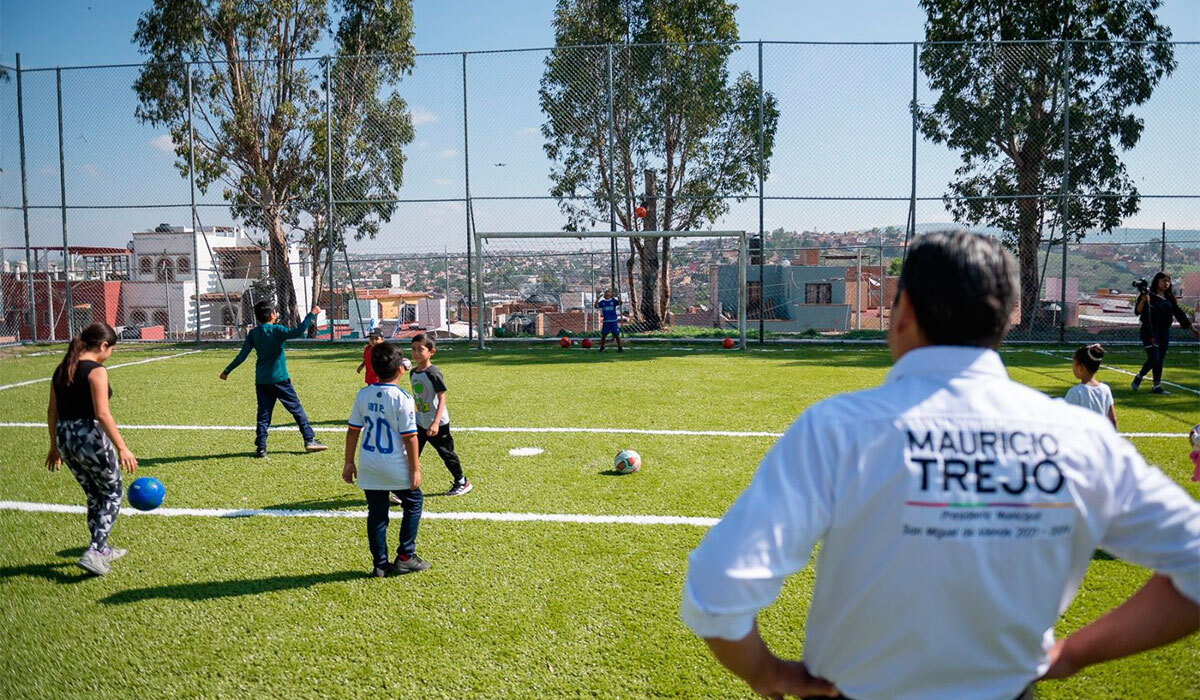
[76, 548, 110, 576]
[101, 546, 127, 564]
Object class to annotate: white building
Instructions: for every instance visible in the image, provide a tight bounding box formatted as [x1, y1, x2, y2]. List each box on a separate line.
[124, 224, 311, 338]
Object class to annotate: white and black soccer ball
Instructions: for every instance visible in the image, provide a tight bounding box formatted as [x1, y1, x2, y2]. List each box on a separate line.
[1190, 424, 1200, 451]
[614, 449, 642, 474]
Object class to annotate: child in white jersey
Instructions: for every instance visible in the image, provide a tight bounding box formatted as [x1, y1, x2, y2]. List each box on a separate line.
[343, 341, 430, 577]
[1065, 343, 1117, 429]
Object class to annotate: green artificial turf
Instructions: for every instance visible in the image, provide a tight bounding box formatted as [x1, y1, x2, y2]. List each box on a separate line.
[0, 342, 1197, 699]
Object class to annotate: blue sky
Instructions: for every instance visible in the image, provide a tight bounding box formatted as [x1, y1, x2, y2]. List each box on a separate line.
[1, 1, 1197, 254]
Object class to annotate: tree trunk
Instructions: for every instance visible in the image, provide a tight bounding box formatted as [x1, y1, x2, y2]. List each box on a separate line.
[639, 246, 661, 329]
[308, 214, 327, 318]
[266, 209, 299, 327]
[308, 246, 325, 338]
[625, 241, 639, 323]
[636, 170, 662, 330]
[1015, 154, 1043, 329]
[633, 172, 662, 331]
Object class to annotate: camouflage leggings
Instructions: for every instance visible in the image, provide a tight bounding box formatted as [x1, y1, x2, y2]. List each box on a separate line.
[56, 419, 122, 551]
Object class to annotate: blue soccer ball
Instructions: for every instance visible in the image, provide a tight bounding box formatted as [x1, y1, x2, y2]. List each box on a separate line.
[128, 477, 165, 511]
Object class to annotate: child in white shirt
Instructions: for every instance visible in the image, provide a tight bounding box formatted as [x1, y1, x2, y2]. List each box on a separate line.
[1065, 343, 1117, 429]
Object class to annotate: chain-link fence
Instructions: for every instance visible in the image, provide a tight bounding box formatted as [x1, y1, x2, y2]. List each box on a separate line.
[1, 41, 1196, 345]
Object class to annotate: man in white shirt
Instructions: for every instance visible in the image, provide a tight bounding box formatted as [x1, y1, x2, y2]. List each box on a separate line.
[681, 232, 1200, 700]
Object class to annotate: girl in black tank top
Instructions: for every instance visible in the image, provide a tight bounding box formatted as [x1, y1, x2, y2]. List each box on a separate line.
[46, 323, 139, 576]
[52, 360, 112, 421]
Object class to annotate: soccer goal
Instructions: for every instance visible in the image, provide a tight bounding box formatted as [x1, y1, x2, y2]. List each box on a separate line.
[471, 230, 748, 349]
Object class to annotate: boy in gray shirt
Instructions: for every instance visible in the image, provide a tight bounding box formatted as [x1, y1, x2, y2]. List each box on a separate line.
[409, 333, 472, 496]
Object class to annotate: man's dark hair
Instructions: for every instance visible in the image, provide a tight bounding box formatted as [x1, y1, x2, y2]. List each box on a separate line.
[896, 232, 1017, 348]
[411, 332, 435, 352]
[253, 301, 276, 324]
[370, 341, 405, 382]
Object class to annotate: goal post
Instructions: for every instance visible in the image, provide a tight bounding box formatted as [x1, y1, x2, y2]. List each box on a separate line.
[472, 230, 747, 350]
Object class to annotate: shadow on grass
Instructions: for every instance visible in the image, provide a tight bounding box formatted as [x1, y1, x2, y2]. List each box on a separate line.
[1092, 549, 1116, 561]
[598, 469, 635, 477]
[0, 561, 92, 584]
[100, 570, 364, 604]
[137, 452, 260, 467]
[264, 495, 364, 511]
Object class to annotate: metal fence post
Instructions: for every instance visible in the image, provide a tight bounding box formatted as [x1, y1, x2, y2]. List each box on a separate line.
[1160, 222, 1166, 272]
[878, 227, 884, 330]
[1059, 40, 1071, 344]
[757, 40, 765, 344]
[56, 67, 74, 340]
[462, 52, 473, 343]
[737, 231, 747, 350]
[325, 55, 335, 342]
[904, 43, 918, 264]
[186, 65, 202, 341]
[16, 54, 35, 342]
[475, 231, 485, 350]
[606, 44, 618, 293]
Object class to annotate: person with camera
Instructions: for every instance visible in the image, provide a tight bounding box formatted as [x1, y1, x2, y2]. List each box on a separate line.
[1131, 272, 1199, 394]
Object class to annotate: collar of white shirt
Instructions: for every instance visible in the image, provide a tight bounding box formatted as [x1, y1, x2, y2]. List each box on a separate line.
[885, 345, 1008, 384]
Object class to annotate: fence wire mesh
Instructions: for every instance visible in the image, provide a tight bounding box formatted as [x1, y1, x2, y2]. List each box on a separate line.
[1, 42, 1196, 345]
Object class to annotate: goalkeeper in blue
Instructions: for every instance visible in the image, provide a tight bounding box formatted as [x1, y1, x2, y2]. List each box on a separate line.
[595, 288, 624, 352]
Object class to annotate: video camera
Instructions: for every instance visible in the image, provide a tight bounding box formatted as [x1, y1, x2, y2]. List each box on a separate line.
[1132, 278, 1150, 294]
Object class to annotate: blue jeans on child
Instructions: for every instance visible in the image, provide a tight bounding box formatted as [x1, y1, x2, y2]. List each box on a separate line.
[365, 488, 423, 568]
[254, 379, 316, 450]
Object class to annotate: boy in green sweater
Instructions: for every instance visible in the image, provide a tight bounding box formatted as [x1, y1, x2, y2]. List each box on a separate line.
[220, 301, 328, 458]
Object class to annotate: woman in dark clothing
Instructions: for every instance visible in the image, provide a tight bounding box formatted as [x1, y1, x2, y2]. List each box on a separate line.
[1131, 272, 1199, 394]
[46, 323, 139, 575]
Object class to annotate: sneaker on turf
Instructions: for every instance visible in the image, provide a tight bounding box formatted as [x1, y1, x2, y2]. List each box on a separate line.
[1130, 375, 1143, 391]
[1150, 385, 1169, 395]
[100, 546, 127, 564]
[304, 440, 328, 453]
[253, 448, 267, 458]
[391, 554, 431, 575]
[76, 547, 110, 576]
[370, 565, 391, 578]
[445, 479, 473, 497]
[389, 492, 402, 506]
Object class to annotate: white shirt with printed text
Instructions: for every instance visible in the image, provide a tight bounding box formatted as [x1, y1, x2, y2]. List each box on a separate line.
[680, 346, 1200, 700]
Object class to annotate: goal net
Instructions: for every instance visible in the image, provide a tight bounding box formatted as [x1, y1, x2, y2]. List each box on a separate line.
[472, 230, 747, 348]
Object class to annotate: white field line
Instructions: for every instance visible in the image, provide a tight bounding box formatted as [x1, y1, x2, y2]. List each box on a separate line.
[0, 500, 718, 528]
[0, 421, 1186, 439]
[0, 350, 206, 392]
[1033, 349, 1199, 396]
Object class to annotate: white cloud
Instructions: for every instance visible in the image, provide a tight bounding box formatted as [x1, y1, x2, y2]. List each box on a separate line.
[150, 133, 176, 153]
[439, 149, 458, 158]
[415, 140, 429, 150]
[410, 107, 437, 125]
[80, 164, 100, 177]
[433, 178, 453, 186]
[36, 166, 56, 176]
[515, 126, 540, 135]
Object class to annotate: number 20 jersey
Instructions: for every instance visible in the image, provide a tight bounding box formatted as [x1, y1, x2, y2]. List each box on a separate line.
[348, 383, 419, 490]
